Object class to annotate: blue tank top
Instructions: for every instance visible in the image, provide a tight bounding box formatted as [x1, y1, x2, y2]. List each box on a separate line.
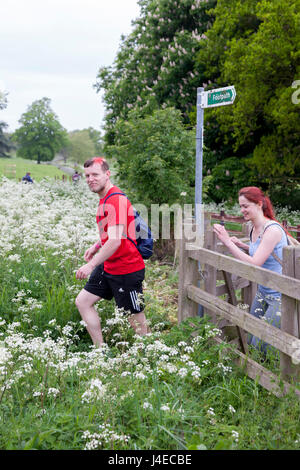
[249, 222, 288, 297]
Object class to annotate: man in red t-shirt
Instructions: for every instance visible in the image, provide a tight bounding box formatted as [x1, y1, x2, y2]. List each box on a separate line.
[75, 157, 148, 347]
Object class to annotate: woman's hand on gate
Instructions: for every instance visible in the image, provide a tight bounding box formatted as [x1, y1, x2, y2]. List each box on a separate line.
[230, 236, 250, 252]
[213, 224, 231, 246]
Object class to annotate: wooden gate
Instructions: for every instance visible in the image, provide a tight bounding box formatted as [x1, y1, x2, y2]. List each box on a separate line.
[178, 216, 300, 398]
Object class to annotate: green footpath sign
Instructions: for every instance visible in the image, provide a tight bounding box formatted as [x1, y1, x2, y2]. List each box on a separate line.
[201, 85, 236, 108]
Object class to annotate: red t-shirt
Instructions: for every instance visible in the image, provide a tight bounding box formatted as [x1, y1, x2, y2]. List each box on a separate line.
[96, 186, 145, 275]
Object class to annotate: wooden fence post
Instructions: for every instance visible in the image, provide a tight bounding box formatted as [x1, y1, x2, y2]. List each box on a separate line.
[280, 246, 300, 382]
[296, 247, 300, 341]
[203, 227, 217, 323]
[240, 220, 257, 310]
[241, 221, 251, 237]
[221, 270, 248, 354]
[178, 221, 199, 323]
[220, 209, 225, 226]
[242, 280, 257, 312]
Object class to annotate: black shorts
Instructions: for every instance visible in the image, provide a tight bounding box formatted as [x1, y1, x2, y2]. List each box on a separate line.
[84, 264, 145, 314]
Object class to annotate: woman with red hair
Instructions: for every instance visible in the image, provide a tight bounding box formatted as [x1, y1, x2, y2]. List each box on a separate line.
[213, 186, 289, 354]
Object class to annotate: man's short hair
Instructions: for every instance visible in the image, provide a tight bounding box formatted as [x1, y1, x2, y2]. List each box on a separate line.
[84, 157, 109, 171]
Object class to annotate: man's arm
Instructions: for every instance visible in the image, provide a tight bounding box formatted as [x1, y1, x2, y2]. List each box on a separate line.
[76, 225, 124, 279]
[84, 241, 101, 262]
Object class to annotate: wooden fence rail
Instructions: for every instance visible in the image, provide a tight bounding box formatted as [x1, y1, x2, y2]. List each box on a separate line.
[178, 218, 300, 398]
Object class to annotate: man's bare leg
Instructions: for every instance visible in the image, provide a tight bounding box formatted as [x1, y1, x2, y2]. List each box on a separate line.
[75, 289, 104, 347]
[128, 312, 149, 336]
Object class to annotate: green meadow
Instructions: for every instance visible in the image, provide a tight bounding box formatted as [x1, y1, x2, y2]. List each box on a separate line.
[0, 178, 299, 450]
[0, 156, 67, 181]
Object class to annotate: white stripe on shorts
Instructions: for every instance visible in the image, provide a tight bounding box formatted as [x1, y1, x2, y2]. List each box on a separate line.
[130, 290, 140, 312]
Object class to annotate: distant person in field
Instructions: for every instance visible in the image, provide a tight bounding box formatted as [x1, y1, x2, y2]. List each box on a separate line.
[72, 170, 81, 183]
[75, 157, 148, 347]
[22, 172, 33, 183]
[213, 186, 291, 354]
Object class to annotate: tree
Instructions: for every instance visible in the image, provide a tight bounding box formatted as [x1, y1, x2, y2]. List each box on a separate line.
[13, 97, 68, 164]
[106, 107, 195, 207]
[86, 127, 104, 155]
[0, 90, 15, 158]
[220, 0, 300, 181]
[0, 91, 8, 111]
[0, 122, 15, 158]
[66, 129, 97, 164]
[196, 0, 300, 190]
[95, 0, 217, 145]
[194, 0, 261, 160]
[95, 0, 299, 207]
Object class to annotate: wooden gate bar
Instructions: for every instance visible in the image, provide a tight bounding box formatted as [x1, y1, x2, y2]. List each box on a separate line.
[187, 284, 300, 357]
[187, 245, 300, 301]
[213, 336, 300, 398]
[221, 270, 248, 354]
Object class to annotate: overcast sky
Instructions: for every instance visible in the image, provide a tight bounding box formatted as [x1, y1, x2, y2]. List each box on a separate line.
[0, 0, 140, 133]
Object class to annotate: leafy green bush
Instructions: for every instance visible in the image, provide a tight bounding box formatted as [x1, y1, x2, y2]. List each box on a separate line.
[106, 107, 195, 207]
[269, 183, 300, 211]
[204, 156, 256, 203]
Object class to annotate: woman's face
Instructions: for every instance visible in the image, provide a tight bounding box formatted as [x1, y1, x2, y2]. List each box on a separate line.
[238, 195, 262, 221]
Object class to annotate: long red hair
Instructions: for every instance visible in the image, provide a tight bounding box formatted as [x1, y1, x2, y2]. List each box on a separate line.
[238, 186, 292, 237]
[239, 186, 275, 220]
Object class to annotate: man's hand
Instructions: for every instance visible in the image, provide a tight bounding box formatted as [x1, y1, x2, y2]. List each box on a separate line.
[78, 226, 123, 280]
[84, 242, 100, 262]
[76, 263, 95, 280]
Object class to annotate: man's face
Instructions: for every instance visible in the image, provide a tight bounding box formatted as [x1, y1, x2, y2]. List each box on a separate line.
[84, 163, 110, 194]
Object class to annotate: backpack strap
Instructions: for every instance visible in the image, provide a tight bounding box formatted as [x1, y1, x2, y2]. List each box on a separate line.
[263, 222, 288, 243]
[263, 222, 288, 266]
[262, 222, 286, 235]
[103, 191, 127, 204]
[102, 191, 139, 250]
[250, 222, 287, 266]
[250, 221, 286, 241]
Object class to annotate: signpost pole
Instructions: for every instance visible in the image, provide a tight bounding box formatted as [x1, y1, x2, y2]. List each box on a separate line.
[195, 87, 204, 317]
[194, 84, 236, 317]
[195, 87, 204, 232]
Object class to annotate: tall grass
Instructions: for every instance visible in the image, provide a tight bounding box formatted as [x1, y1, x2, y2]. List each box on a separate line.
[0, 178, 300, 450]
